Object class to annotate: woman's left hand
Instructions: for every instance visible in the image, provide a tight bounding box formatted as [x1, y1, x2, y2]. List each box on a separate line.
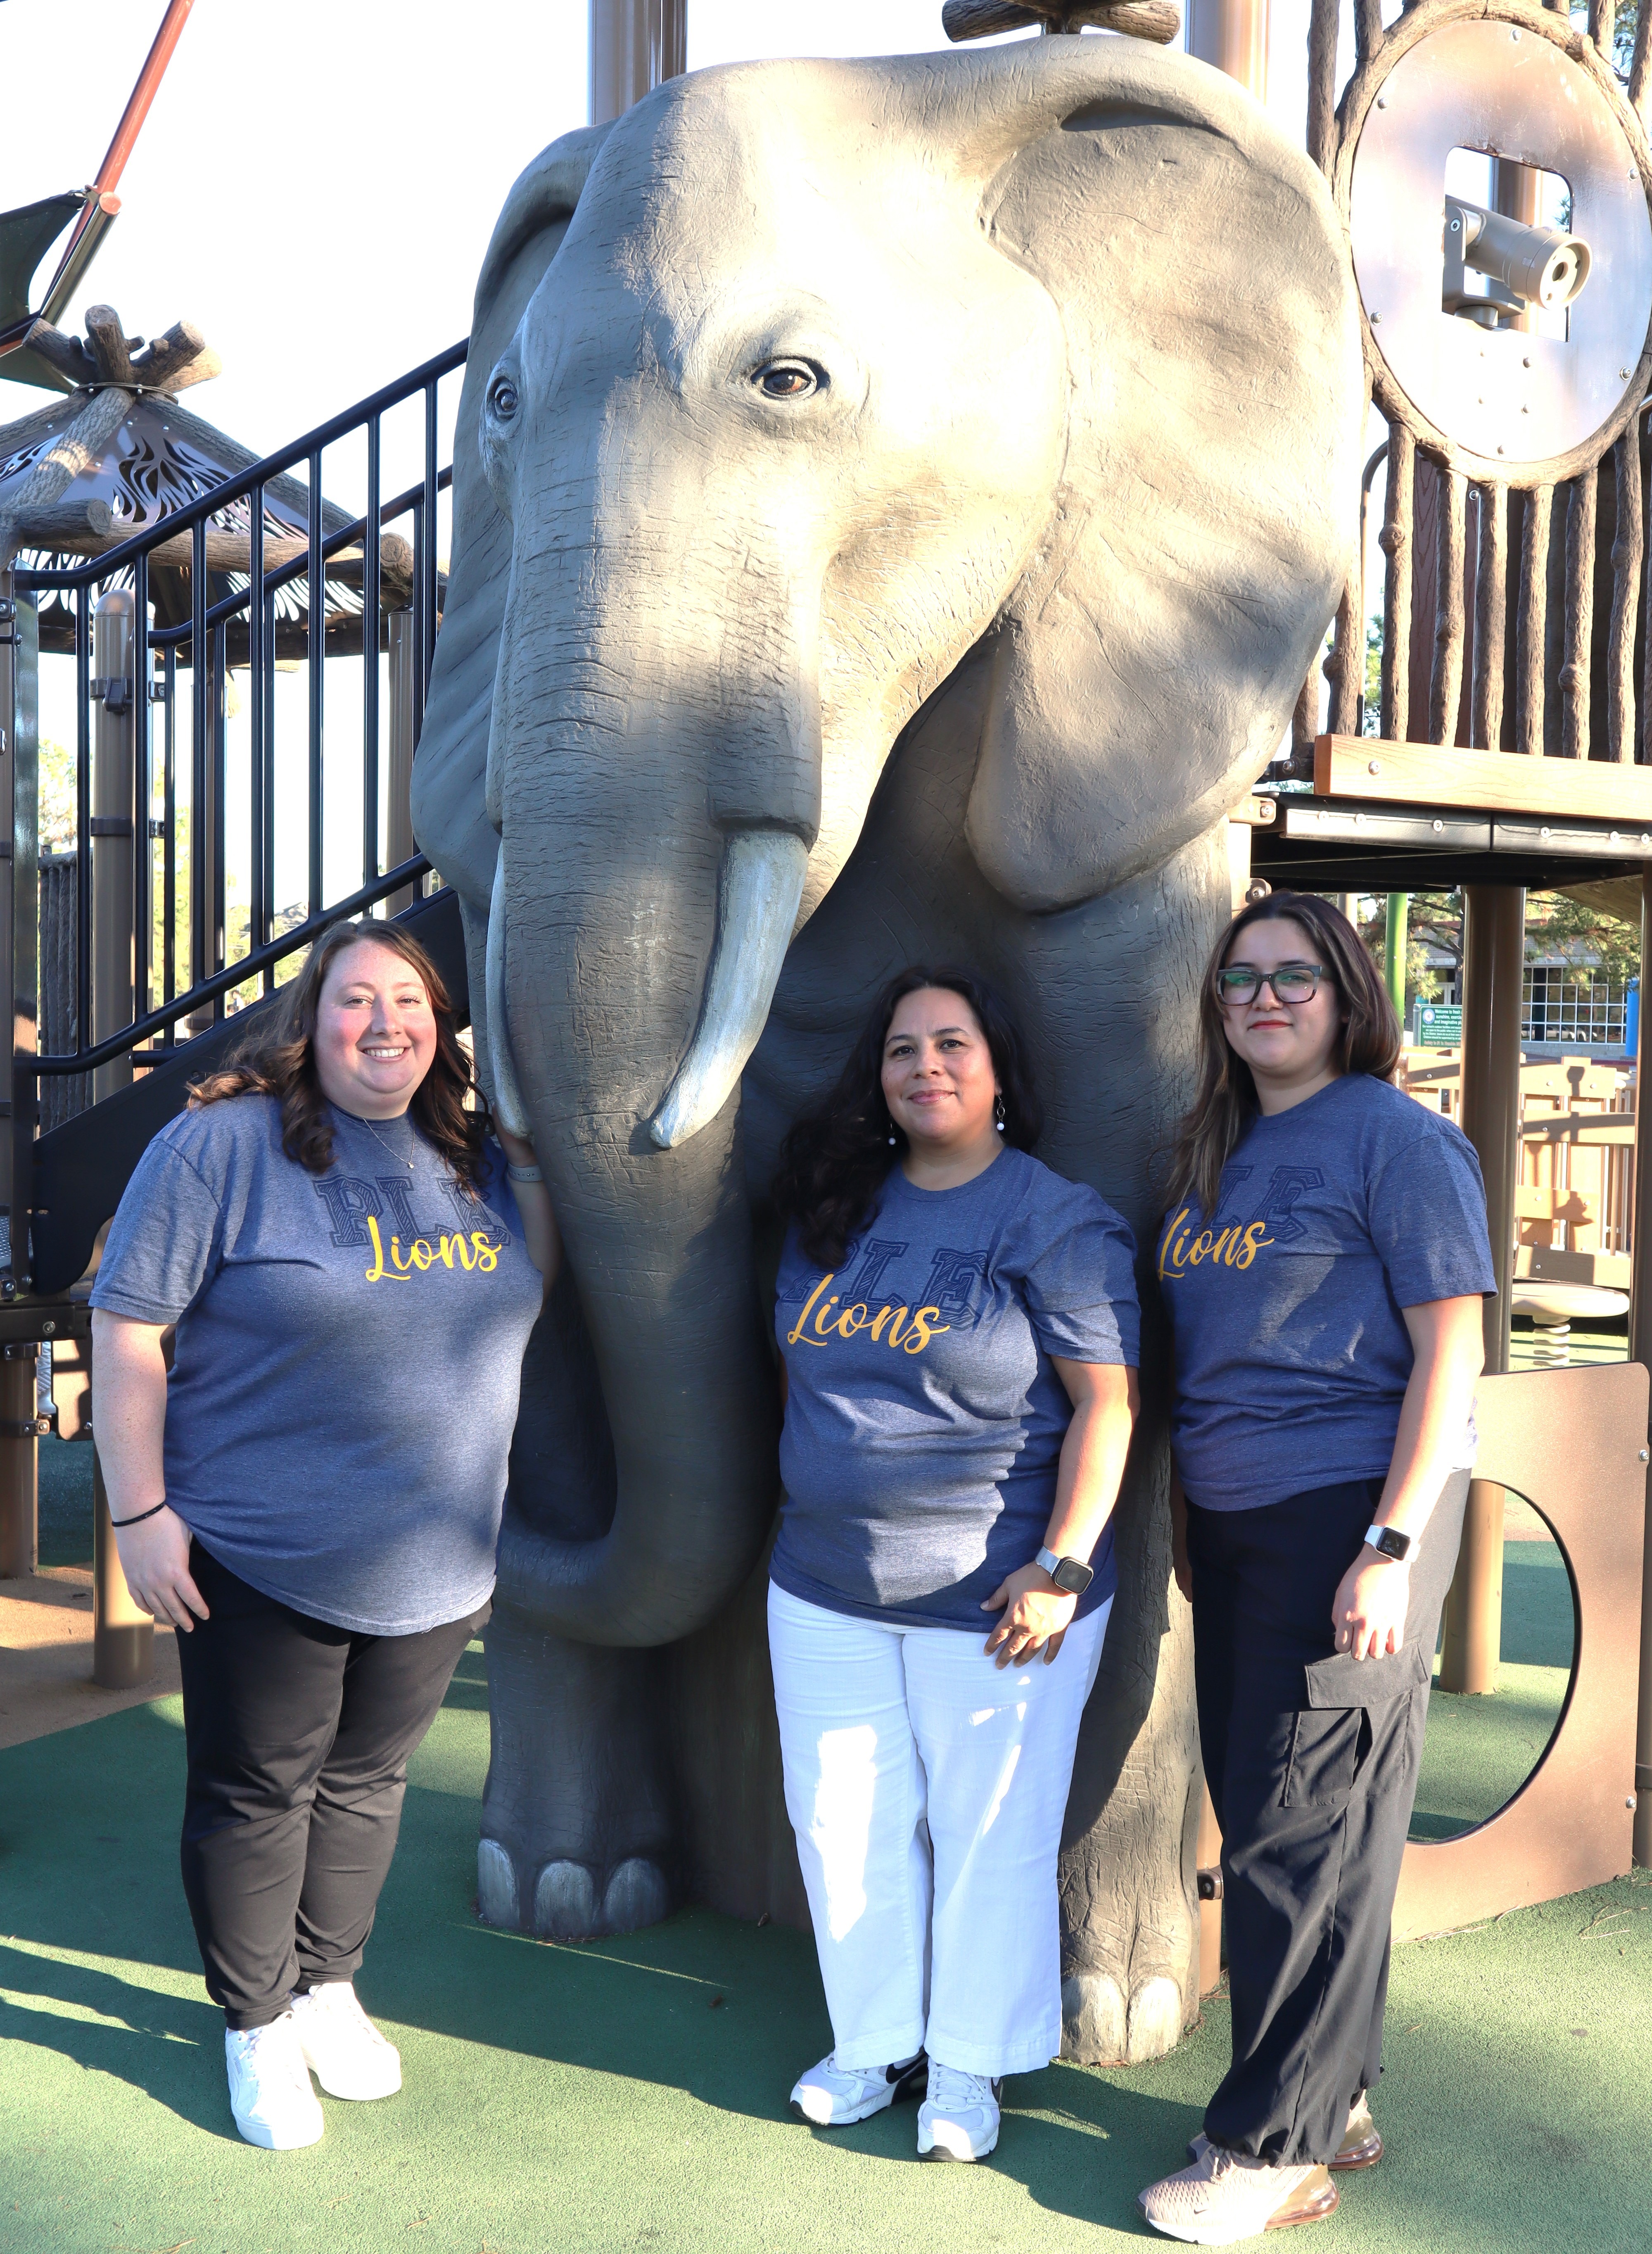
[1332, 1552, 1411, 1660]
[982, 1564, 1079, 1669]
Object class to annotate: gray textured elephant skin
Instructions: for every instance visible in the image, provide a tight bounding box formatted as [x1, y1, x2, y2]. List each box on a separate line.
[413, 36, 1361, 2058]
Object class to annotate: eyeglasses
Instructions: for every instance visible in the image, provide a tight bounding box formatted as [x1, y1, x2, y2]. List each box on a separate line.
[1215, 963, 1329, 1006]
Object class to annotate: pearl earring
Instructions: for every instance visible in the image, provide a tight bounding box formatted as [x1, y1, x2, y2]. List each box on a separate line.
[994, 1093, 1006, 1133]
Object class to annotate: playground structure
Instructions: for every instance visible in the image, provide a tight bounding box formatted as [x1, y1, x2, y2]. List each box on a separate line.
[0, 0, 1644, 2072]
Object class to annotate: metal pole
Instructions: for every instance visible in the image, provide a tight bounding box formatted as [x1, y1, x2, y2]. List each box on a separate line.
[589, 0, 687, 125]
[385, 611, 417, 917]
[1185, 0, 1269, 97]
[1629, 873, 1652, 1864]
[92, 1438, 153, 1689]
[1440, 885, 1524, 1695]
[5, 582, 38, 1298]
[1384, 892, 1410, 1028]
[91, 590, 136, 1106]
[0, 1345, 39, 1578]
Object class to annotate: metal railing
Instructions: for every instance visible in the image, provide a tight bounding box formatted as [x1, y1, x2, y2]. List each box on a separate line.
[14, 336, 467, 1073]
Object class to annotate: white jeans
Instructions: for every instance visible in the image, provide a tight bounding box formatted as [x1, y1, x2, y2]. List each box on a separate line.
[767, 1580, 1109, 2079]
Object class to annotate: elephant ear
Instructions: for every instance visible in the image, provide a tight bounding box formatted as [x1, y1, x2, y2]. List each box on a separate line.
[949, 48, 1362, 911]
[412, 124, 614, 917]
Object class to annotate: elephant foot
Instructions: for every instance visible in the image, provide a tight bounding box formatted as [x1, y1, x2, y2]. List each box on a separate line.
[477, 1839, 675, 1938]
[1061, 1969, 1187, 2066]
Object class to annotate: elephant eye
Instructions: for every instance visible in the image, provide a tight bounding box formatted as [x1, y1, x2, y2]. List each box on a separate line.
[754, 358, 824, 401]
[488, 373, 520, 420]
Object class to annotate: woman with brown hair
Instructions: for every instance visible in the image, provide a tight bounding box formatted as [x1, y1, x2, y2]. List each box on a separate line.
[1137, 892, 1492, 2247]
[90, 918, 555, 2152]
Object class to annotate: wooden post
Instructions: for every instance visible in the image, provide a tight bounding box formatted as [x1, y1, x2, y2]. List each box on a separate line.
[1440, 885, 1524, 1694]
[91, 590, 135, 1105]
[589, 0, 686, 126]
[1629, 872, 1652, 1864]
[1185, 0, 1269, 95]
[385, 609, 418, 917]
[0, 1345, 38, 1578]
[92, 1438, 153, 1689]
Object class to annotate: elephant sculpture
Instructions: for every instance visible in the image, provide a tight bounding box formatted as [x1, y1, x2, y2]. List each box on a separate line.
[412, 33, 1362, 2061]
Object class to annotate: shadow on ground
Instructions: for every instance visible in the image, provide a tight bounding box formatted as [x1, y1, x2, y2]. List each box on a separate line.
[0, 1641, 1645, 2254]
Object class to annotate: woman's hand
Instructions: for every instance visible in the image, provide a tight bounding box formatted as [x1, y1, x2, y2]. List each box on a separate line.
[113, 1504, 209, 1632]
[982, 1563, 1079, 1669]
[1332, 1550, 1411, 1660]
[494, 1126, 562, 1289]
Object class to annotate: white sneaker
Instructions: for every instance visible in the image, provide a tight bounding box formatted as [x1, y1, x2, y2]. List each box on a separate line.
[225, 2015, 325, 2150]
[917, 2061, 1002, 2162]
[289, 1981, 403, 2100]
[1139, 2145, 1338, 2244]
[790, 2048, 926, 2126]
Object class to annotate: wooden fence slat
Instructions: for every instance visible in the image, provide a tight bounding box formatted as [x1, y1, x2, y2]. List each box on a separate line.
[1327, 574, 1362, 735]
[1431, 467, 1467, 744]
[1355, 0, 1383, 64]
[1610, 427, 1643, 762]
[1472, 480, 1508, 750]
[1307, 0, 1339, 173]
[1518, 484, 1552, 756]
[1380, 423, 1415, 741]
[1562, 469, 1598, 760]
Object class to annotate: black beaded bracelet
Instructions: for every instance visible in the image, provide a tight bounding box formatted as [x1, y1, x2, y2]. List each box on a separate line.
[109, 1501, 167, 1528]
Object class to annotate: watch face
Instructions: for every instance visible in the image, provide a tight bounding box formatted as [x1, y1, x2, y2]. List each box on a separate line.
[1053, 1557, 1093, 1595]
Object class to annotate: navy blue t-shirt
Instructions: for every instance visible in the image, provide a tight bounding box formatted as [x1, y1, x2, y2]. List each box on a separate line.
[1157, 1072, 1495, 1512]
[771, 1146, 1140, 1630]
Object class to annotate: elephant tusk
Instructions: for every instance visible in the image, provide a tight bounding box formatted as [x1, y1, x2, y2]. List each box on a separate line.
[648, 829, 809, 1151]
[487, 847, 534, 1139]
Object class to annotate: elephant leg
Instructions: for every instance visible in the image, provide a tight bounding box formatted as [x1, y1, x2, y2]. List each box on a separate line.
[479, 1609, 677, 1938]
[478, 1273, 679, 1938]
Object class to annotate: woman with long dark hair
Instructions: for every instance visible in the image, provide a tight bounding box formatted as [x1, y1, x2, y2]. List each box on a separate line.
[769, 966, 1140, 2164]
[90, 919, 555, 2151]
[1137, 893, 1493, 2246]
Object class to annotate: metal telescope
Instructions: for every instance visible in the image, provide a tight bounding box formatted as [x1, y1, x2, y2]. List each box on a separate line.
[1443, 197, 1592, 327]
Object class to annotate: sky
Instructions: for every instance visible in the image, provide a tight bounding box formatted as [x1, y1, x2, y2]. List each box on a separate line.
[0, 0, 1322, 929]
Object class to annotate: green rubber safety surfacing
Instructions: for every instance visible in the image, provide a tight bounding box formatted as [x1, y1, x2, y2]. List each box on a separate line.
[0, 1637, 1647, 2254]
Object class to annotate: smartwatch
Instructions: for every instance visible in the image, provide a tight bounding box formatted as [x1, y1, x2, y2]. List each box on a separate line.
[1363, 1524, 1412, 1563]
[1036, 1545, 1095, 1596]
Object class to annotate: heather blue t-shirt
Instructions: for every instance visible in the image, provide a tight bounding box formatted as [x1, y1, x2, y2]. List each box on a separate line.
[90, 1093, 544, 1634]
[771, 1146, 1140, 1631]
[1158, 1073, 1495, 1512]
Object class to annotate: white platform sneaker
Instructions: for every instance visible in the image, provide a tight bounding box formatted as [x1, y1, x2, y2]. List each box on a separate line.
[225, 2014, 325, 2150]
[917, 2061, 1002, 2162]
[1139, 2147, 1338, 2243]
[289, 1980, 403, 2100]
[790, 2049, 927, 2126]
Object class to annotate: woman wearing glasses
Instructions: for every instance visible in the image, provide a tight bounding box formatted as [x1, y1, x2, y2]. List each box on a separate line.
[1137, 893, 1493, 2248]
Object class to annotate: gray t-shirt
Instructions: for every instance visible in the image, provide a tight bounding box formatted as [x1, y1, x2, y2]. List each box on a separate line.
[1157, 1072, 1495, 1512]
[771, 1147, 1140, 1631]
[90, 1093, 543, 1634]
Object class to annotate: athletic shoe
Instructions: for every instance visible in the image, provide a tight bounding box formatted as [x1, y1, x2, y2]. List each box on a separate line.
[1140, 2146, 1337, 2243]
[1187, 2096, 1381, 2174]
[1329, 2094, 1382, 2170]
[289, 1980, 403, 2100]
[790, 2048, 926, 2126]
[917, 2061, 1002, 2162]
[225, 2014, 325, 2150]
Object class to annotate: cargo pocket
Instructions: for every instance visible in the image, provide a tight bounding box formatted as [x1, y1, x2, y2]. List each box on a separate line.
[1281, 1704, 1371, 1807]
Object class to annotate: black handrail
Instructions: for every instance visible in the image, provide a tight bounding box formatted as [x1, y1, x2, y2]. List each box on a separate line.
[26, 855, 432, 1076]
[12, 336, 469, 1093]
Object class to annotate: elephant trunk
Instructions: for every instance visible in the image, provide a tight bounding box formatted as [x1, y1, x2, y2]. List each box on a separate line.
[489, 537, 816, 1646]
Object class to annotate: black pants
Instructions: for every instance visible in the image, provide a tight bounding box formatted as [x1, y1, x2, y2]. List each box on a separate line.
[175, 1542, 484, 2031]
[1189, 1470, 1468, 2166]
